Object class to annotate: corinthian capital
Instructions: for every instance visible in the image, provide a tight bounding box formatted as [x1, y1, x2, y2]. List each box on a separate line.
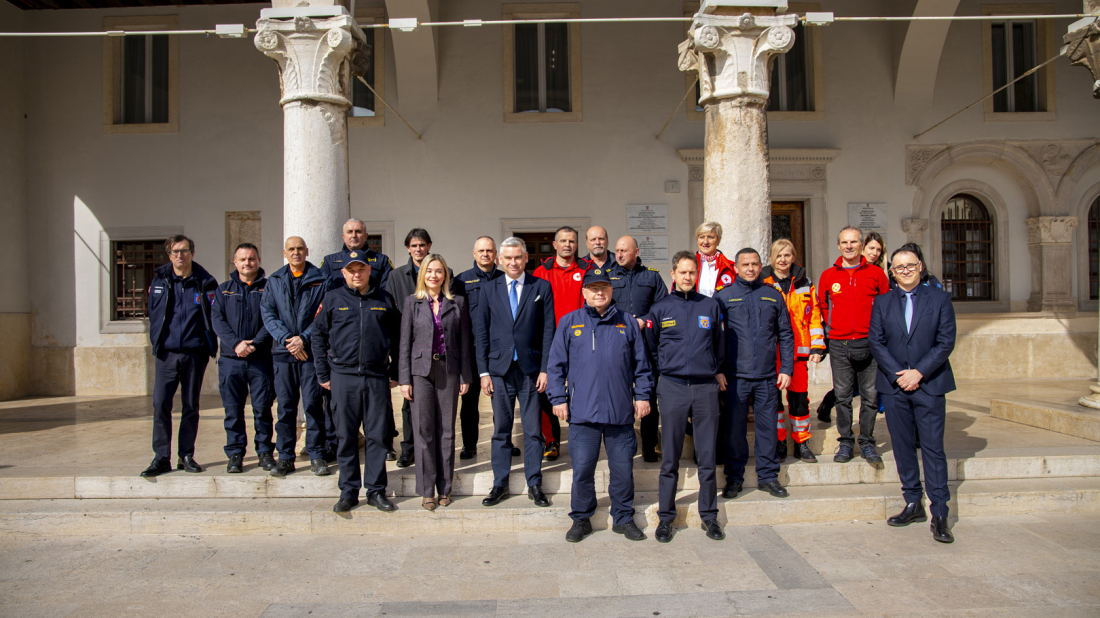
[678, 10, 798, 106]
[255, 15, 365, 108]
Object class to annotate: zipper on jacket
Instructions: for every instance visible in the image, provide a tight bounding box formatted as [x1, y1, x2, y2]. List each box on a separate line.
[358, 298, 365, 376]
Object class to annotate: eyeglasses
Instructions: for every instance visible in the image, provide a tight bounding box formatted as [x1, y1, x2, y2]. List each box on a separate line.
[891, 263, 920, 274]
[168, 249, 192, 256]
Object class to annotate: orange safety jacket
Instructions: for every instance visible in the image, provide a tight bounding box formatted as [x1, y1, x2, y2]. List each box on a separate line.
[760, 264, 826, 360]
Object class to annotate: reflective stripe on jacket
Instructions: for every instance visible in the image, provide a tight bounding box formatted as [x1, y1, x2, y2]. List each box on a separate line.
[761, 264, 825, 360]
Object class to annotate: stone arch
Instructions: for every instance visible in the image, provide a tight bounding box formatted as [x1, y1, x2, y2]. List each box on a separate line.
[894, 0, 963, 108]
[1075, 181, 1100, 311]
[1058, 143, 1100, 214]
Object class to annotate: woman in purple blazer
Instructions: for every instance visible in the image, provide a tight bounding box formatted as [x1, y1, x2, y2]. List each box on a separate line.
[398, 254, 474, 510]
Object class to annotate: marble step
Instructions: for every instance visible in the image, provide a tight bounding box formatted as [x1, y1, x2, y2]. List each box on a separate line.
[1, 477, 1096, 536]
[2, 451, 1097, 500]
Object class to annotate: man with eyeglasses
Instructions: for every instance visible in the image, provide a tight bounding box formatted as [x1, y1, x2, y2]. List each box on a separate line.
[869, 248, 957, 543]
[140, 235, 220, 477]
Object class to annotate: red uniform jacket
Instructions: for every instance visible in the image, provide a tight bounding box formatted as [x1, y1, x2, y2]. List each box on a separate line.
[817, 257, 890, 340]
[532, 256, 592, 326]
[692, 251, 737, 295]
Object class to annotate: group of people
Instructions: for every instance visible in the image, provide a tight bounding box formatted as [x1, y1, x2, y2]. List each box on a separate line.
[139, 217, 958, 545]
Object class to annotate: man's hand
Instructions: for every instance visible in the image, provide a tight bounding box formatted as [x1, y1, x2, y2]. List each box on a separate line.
[459, 383, 469, 396]
[716, 374, 728, 391]
[536, 372, 548, 393]
[552, 403, 569, 421]
[777, 373, 791, 390]
[389, 380, 398, 389]
[234, 340, 254, 358]
[401, 385, 413, 401]
[895, 368, 923, 392]
[320, 381, 331, 390]
[636, 318, 645, 330]
[481, 375, 494, 396]
[285, 336, 308, 361]
[808, 354, 822, 364]
[634, 400, 651, 420]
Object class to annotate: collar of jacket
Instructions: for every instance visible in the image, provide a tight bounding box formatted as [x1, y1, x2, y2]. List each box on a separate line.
[541, 256, 590, 271]
[342, 283, 381, 300]
[471, 262, 501, 279]
[156, 261, 215, 287]
[230, 268, 266, 287]
[760, 264, 806, 286]
[583, 302, 619, 322]
[733, 276, 764, 291]
[583, 253, 611, 267]
[273, 261, 323, 283]
[670, 289, 699, 301]
[832, 255, 869, 270]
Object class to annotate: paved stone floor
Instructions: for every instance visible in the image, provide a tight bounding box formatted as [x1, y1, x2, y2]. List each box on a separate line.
[2, 513, 1099, 617]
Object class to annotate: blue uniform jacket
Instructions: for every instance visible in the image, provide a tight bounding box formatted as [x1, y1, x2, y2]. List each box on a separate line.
[641, 290, 725, 380]
[608, 261, 668, 318]
[454, 263, 504, 320]
[715, 276, 795, 380]
[211, 269, 272, 359]
[260, 262, 327, 360]
[547, 304, 653, 425]
[147, 262, 219, 358]
[311, 284, 400, 384]
[868, 283, 957, 397]
[474, 273, 556, 377]
[320, 245, 393, 292]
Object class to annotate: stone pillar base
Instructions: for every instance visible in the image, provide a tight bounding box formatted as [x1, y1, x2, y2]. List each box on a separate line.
[1079, 384, 1100, 409]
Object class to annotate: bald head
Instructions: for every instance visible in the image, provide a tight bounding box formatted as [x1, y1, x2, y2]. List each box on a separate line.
[615, 236, 640, 270]
[283, 236, 309, 270]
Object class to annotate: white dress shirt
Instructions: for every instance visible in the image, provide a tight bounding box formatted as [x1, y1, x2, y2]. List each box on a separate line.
[698, 258, 718, 297]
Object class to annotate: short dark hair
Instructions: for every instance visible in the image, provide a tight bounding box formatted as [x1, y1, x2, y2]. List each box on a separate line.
[890, 244, 922, 267]
[672, 250, 696, 268]
[734, 247, 760, 262]
[554, 226, 578, 241]
[234, 242, 259, 258]
[404, 228, 432, 247]
[165, 235, 194, 254]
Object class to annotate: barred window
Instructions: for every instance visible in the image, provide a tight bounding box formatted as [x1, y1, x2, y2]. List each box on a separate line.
[113, 240, 165, 320]
[1090, 197, 1100, 300]
[941, 195, 994, 301]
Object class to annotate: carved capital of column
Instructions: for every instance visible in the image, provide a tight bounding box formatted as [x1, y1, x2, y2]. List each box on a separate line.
[901, 218, 930, 244]
[1064, 17, 1100, 99]
[1027, 216, 1078, 245]
[678, 11, 798, 106]
[255, 15, 368, 108]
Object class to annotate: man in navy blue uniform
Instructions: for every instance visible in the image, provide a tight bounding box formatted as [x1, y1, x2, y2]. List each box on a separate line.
[715, 248, 795, 500]
[140, 235, 219, 477]
[474, 237, 556, 508]
[548, 268, 653, 543]
[609, 235, 668, 462]
[869, 247, 957, 543]
[313, 255, 401, 514]
[261, 236, 331, 479]
[210, 243, 275, 474]
[643, 250, 726, 542]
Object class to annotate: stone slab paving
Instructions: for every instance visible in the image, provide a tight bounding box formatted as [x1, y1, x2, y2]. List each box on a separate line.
[1, 513, 1098, 617]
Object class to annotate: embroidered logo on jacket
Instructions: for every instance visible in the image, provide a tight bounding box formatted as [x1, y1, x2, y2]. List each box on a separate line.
[698, 316, 711, 329]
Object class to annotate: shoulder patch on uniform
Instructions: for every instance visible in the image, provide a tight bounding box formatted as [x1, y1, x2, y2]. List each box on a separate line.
[660, 319, 676, 328]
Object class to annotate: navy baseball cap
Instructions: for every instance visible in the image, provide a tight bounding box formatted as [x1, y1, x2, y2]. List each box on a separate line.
[343, 250, 371, 268]
[583, 268, 612, 287]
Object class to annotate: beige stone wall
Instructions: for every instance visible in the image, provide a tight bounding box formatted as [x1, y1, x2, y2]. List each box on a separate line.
[29, 347, 75, 397]
[72, 346, 219, 397]
[952, 313, 1098, 380]
[0, 314, 32, 401]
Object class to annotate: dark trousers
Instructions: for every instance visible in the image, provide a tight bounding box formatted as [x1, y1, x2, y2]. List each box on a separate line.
[657, 377, 719, 523]
[412, 359, 460, 498]
[726, 377, 780, 485]
[884, 390, 951, 517]
[152, 350, 209, 462]
[400, 398, 415, 456]
[458, 388, 481, 452]
[272, 357, 325, 461]
[331, 373, 390, 500]
[828, 338, 878, 447]
[218, 356, 275, 458]
[320, 390, 340, 452]
[569, 422, 636, 525]
[490, 362, 544, 488]
[639, 393, 660, 454]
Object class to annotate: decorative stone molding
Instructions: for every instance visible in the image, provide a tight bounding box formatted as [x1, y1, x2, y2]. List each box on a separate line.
[902, 218, 929, 244]
[254, 15, 366, 109]
[905, 145, 948, 186]
[1020, 141, 1093, 178]
[1027, 216, 1078, 245]
[677, 147, 840, 183]
[1064, 17, 1100, 99]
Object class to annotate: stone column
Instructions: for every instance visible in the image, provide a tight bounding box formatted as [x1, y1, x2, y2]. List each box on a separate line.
[678, 2, 797, 257]
[1065, 2, 1100, 98]
[1026, 216, 1078, 312]
[255, 12, 369, 259]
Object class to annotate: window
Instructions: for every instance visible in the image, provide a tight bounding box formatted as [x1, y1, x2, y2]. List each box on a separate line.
[366, 234, 383, 255]
[503, 3, 582, 123]
[349, 8, 386, 128]
[982, 4, 1055, 120]
[103, 16, 179, 134]
[113, 240, 166, 320]
[1090, 197, 1099, 300]
[768, 21, 810, 113]
[941, 195, 994, 301]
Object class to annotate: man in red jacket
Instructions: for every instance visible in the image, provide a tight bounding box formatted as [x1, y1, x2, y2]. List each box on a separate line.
[817, 226, 890, 468]
[533, 226, 592, 460]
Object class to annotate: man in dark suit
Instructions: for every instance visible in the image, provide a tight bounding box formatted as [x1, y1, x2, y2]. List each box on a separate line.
[474, 236, 556, 508]
[869, 247, 957, 544]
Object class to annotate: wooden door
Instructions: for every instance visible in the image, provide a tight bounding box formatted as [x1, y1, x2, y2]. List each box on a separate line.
[771, 201, 806, 264]
[513, 231, 557, 273]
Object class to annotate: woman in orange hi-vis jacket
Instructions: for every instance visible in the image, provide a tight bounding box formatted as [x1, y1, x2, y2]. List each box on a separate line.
[760, 239, 826, 463]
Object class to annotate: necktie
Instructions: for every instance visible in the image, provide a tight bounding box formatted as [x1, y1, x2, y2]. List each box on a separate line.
[905, 292, 914, 334]
[510, 280, 519, 361]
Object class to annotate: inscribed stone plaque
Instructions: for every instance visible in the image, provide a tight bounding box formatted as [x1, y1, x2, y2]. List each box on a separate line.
[637, 235, 669, 264]
[847, 203, 887, 233]
[627, 205, 669, 234]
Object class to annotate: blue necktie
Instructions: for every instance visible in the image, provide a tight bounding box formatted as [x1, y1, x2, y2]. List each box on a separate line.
[510, 280, 519, 361]
[904, 291, 914, 334]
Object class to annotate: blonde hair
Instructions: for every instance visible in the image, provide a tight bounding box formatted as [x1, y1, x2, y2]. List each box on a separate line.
[414, 254, 454, 300]
[768, 238, 797, 264]
[695, 221, 723, 241]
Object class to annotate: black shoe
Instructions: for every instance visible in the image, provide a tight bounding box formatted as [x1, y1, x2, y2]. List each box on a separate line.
[758, 480, 789, 498]
[721, 482, 742, 499]
[333, 497, 359, 513]
[310, 459, 330, 476]
[323, 446, 338, 464]
[482, 485, 510, 506]
[270, 459, 295, 478]
[459, 448, 476, 460]
[795, 442, 817, 463]
[931, 516, 954, 543]
[396, 451, 414, 468]
[888, 502, 928, 527]
[385, 448, 397, 461]
[642, 450, 659, 463]
[528, 484, 551, 507]
[139, 459, 171, 477]
[258, 452, 277, 471]
[655, 521, 672, 543]
[543, 442, 559, 462]
[776, 440, 788, 462]
[366, 491, 396, 512]
[177, 455, 203, 473]
[702, 519, 725, 541]
[860, 444, 884, 469]
[834, 444, 854, 463]
[226, 454, 244, 474]
[510, 446, 521, 457]
[565, 518, 593, 543]
[612, 521, 646, 541]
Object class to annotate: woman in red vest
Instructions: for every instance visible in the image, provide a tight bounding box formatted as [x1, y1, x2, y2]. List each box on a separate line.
[693, 222, 737, 297]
